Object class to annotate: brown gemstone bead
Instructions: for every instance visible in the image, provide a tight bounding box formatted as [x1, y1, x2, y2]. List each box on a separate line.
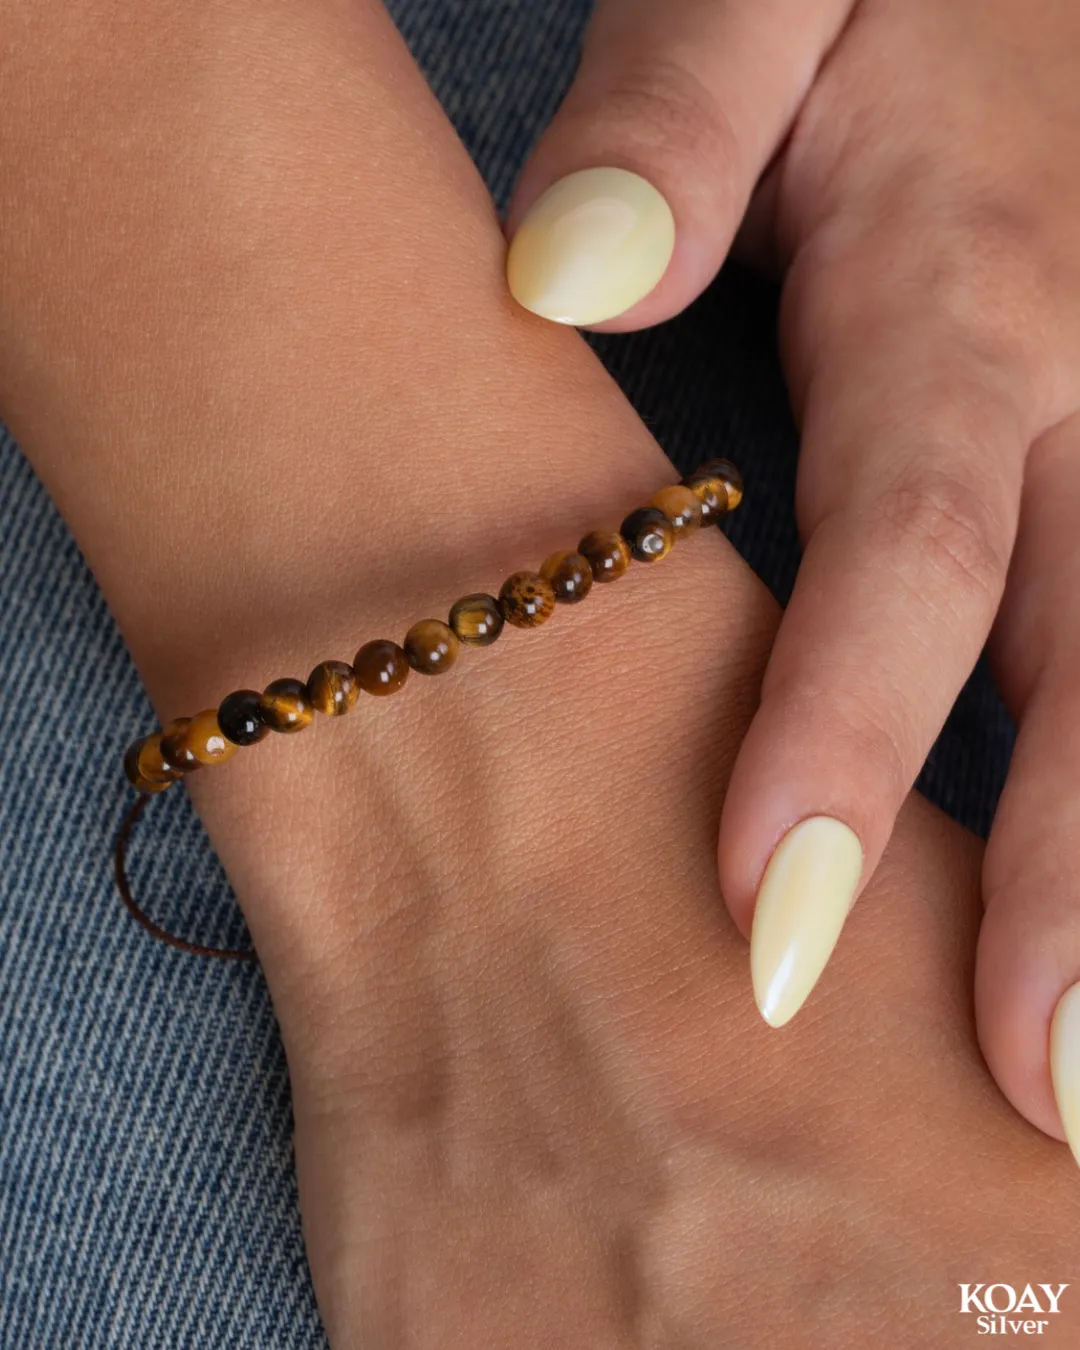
[139, 734, 174, 780]
[577, 530, 632, 583]
[354, 639, 410, 696]
[695, 458, 743, 511]
[680, 472, 727, 525]
[620, 507, 675, 563]
[449, 593, 504, 647]
[404, 619, 460, 675]
[182, 709, 240, 764]
[125, 734, 177, 793]
[160, 717, 202, 773]
[218, 689, 270, 746]
[260, 678, 313, 733]
[307, 660, 359, 716]
[498, 571, 556, 628]
[649, 484, 702, 538]
[539, 550, 593, 604]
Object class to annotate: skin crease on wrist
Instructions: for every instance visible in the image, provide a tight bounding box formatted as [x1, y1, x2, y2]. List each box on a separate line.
[3, 2, 1080, 1347]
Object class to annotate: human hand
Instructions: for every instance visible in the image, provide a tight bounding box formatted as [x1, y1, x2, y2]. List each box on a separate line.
[506, 0, 1080, 1160]
[7, 1, 1077, 1341]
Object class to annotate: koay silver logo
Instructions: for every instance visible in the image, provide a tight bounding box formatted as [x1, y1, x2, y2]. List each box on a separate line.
[958, 1284, 1068, 1336]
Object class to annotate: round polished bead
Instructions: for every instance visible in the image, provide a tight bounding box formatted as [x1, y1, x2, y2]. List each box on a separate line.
[449, 593, 504, 647]
[260, 678, 313, 733]
[619, 507, 675, 563]
[649, 484, 702, 538]
[680, 472, 727, 525]
[404, 619, 460, 675]
[539, 550, 593, 604]
[498, 571, 557, 628]
[160, 717, 202, 773]
[182, 709, 240, 765]
[125, 734, 176, 793]
[694, 458, 743, 511]
[139, 734, 174, 781]
[577, 530, 632, 583]
[218, 689, 270, 746]
[354, 639, 410, 696]
[307, 660, 359, 717]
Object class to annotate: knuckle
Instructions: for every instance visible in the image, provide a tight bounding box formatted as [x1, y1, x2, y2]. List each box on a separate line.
[584, 58, 741, 196]
[873, 465, 1011, 607]
[796, 197, 1055, 395]
[768, 675, 911, 803]
[927, 205, 1051, 366]
[842, 708, 909, 803]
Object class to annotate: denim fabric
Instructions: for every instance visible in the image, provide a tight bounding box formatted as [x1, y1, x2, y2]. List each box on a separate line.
[0, 1, 1013, 1345]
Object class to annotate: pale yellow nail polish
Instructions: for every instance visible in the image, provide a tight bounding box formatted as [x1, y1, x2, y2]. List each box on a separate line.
[750, 816, 864, 1028]
[506, 167, 675, 325]
[1051, 983, 1080, 1168]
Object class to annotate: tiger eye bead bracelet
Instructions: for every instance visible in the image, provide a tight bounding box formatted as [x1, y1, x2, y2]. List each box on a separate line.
[121, 457, 742, 799]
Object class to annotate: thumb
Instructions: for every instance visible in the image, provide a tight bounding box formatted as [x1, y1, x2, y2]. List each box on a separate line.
[505, 0, 853, 330]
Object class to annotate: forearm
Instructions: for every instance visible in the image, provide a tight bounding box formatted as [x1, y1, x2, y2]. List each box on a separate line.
[0, 0, 674, 709]
[0, 0, 778, 1004]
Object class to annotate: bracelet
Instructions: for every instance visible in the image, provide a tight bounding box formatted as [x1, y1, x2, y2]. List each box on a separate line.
[115, 458, 743, 960]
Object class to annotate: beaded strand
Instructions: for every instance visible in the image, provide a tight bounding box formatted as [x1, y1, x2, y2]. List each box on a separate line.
[122, 459, 742, 797]
[115, 459, 742, 960]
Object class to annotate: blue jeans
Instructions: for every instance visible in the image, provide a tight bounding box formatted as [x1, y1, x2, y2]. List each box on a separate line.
[0, 1, 1014, 1344]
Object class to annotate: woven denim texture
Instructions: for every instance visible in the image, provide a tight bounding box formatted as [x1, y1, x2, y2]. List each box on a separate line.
[0, 1, 1014, 1345]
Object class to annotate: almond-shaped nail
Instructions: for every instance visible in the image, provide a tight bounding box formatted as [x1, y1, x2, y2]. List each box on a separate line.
[1051, 982, 1080, 1168]
[750, 816, 864, 1028]
[506, 167, 675, 326]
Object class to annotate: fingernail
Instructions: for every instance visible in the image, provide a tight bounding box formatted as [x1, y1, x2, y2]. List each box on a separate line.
[506, 167, 675, 326]
[1051, 983, 1080, 1167]
[750, 816, 864, 1028]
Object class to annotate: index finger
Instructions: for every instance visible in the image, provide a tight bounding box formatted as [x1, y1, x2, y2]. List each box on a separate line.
[722, 256, 1036, 1027]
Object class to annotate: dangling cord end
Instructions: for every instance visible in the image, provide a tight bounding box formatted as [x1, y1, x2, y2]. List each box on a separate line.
[115, 792, 257, 962]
